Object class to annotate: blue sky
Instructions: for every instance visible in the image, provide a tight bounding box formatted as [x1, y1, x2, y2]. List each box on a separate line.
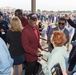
[0, 0, 76, 11]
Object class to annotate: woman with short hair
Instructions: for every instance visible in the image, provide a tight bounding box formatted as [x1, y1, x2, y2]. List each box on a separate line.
[38, 31, 69, 75]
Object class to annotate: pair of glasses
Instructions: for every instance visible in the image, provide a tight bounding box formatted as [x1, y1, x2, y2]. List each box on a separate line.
[58, 22, 65, 25]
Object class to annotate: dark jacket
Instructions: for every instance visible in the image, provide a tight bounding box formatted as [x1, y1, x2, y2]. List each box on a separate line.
[22, 24, 41, 62]
[6, 31, 24, 56]
[67, 19, 76, 28]
[0, 20, 9, 43]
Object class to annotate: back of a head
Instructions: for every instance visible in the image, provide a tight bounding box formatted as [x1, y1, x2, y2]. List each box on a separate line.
[15, 9, 23, 16]
[51, 31, 67, 46]
[10, 16, 23, 32]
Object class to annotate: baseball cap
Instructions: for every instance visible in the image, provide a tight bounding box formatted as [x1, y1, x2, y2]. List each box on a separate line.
[27, 13, 37, 21]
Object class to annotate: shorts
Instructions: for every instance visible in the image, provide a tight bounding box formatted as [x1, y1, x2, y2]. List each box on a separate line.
[12, 54, 25, 65]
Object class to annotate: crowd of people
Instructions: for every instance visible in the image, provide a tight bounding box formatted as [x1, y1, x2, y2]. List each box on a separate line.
[0, 9, 76, 75]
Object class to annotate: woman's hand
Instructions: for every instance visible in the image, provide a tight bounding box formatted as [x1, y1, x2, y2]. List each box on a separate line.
[65, 14, 70, 20]
[37, 57, 46, 65]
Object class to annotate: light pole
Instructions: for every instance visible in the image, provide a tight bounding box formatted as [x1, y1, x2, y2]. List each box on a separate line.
[31, 0, 36, 13]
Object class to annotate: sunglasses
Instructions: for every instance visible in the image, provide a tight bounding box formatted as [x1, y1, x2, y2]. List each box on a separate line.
[58, 22, 65, 25]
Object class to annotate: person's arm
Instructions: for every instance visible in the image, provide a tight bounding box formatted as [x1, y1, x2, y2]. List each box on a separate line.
[41, 51, 51, 59]
[67, 19, 76, 28]
[65, 14, 76, 28]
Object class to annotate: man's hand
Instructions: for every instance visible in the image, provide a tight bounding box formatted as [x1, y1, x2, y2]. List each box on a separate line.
[37, 58, 46, 65]
[65, 14, 70, 20]
[36, 49, 43, 57]
[69, 15, 74, 20]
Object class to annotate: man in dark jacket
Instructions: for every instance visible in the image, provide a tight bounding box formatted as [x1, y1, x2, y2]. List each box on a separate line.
[0, 11, 9, 43]
[48, 17, 69, 52]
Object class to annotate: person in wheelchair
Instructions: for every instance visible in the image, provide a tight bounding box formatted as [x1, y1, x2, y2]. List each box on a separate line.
[37, 31, 69, 75]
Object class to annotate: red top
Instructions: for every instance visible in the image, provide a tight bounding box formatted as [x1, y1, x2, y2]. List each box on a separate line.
[22, 24, 42, 62]
[34, 27, 38, 39]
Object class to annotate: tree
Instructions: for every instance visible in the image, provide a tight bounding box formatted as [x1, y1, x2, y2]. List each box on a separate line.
[37, 9, 41, 13]
[73, 10, 76, 13]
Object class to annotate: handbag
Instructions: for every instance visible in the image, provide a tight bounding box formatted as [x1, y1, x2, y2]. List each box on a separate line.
[51, 63, 63, 75]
